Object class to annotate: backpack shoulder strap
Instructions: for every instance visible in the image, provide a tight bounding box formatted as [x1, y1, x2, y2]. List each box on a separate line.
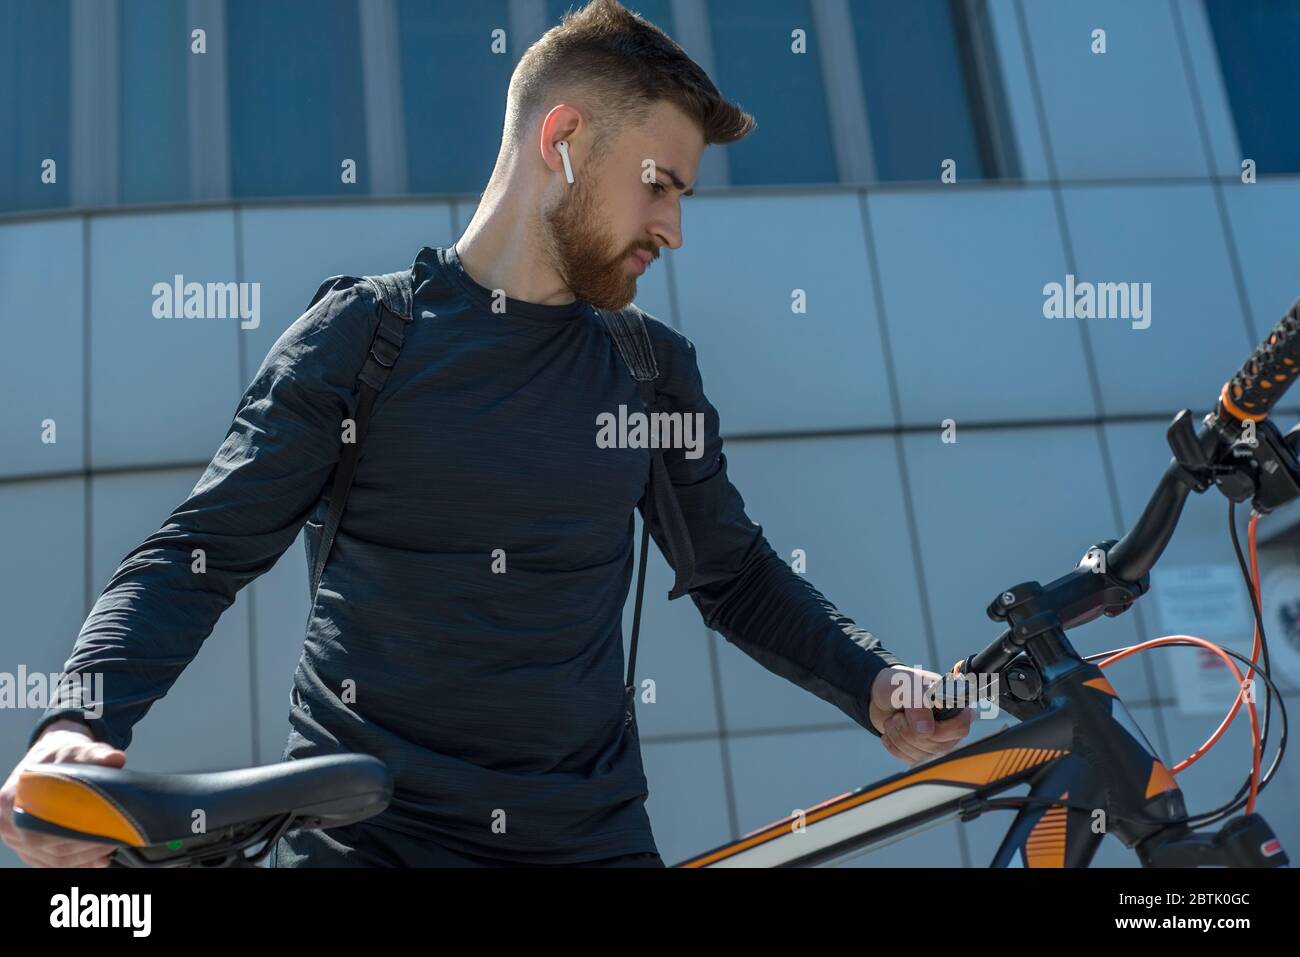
[593, 305, 696, 600]
[596, 305, 659, 385]
[356, 270, 414, 388]
[594, 304, 698, 731]
[309, 269, 415, 603]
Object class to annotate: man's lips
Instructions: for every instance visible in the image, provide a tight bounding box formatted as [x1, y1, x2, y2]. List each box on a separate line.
[629, 250, 653, 273]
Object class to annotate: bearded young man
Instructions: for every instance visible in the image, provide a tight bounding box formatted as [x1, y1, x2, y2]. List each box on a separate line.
[2, 0, 972, 869]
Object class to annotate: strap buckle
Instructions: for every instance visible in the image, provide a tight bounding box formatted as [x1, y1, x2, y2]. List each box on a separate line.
[369, 336, 399, 369]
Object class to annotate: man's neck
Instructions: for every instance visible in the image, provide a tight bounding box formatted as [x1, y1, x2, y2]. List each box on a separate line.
[455, 196, 578, 307]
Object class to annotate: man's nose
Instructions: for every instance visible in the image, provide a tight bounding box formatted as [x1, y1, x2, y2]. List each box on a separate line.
[653, 217, 682, 252]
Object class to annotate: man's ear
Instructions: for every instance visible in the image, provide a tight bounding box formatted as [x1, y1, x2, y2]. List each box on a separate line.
[538, 103, 583, 182]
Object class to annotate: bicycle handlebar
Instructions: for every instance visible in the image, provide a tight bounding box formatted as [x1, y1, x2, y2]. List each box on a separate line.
[928, 298, 1300, 725]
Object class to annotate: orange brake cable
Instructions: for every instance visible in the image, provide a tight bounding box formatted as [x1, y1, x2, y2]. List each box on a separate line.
[1093, 512, 1264, 813]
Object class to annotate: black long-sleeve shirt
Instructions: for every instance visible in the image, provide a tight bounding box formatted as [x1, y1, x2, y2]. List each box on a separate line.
[30, 244, 904, 863]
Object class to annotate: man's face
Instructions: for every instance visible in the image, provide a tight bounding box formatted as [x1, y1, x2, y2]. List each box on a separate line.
[541, 101, 704, 311]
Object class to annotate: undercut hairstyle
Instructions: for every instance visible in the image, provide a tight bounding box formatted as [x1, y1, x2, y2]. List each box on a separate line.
[503, 0, 756, 161]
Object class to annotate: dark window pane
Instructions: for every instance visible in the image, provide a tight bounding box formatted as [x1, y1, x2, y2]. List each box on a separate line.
[850, 0, 985, 182]
[0, 0, 72, 212]
[398, 0, 514, 195]
[707, 0, 837, 186]
[225, 0, 368, 198]
[120, 0, 190, 204]
[1206, 0, 1300, 174]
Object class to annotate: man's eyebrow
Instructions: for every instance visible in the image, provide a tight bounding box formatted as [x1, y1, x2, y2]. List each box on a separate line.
[657, 166, 694, 197]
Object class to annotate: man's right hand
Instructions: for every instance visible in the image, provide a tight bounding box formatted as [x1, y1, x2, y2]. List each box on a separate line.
[0, 719, 128, 868]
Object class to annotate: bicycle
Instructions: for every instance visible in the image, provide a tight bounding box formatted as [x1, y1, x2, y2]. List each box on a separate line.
[12, 303, 1299, 868]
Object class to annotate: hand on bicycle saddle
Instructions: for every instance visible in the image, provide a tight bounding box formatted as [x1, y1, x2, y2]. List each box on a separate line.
[0, 720, 127, 868]
[869, 665, 975, 766]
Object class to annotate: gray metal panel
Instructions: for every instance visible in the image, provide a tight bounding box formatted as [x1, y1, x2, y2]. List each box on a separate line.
[640, 737, 732, 866]
[0, 219, 85, 478]
[673, 192, 895, 432]
[711, 435, 927, 732]
[867, 186, 1094, 424]
[0, 477, 88, 751]
[1062, 183, 1253, 416]
[88, 209, 241, 469]
[1222, 178, 1300, 345]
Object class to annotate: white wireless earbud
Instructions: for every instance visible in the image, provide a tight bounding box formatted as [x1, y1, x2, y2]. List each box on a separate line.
[557, 140, 575, 185]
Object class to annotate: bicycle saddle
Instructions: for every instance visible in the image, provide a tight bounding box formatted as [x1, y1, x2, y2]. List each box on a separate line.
[13, 754, 392, 863]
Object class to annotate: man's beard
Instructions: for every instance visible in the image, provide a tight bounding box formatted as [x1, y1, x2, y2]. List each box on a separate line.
[540, 173, 641, 311]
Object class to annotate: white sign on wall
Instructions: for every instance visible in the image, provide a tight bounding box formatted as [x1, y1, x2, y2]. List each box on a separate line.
[1259, 565, 1300, 691]
[1149, 564, 1254, 716]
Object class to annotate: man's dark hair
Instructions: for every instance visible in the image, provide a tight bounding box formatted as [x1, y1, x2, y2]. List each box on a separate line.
[504, 0, 756, 159]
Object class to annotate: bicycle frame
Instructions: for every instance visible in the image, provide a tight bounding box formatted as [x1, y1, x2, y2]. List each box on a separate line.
[677, 629, 1192, 868]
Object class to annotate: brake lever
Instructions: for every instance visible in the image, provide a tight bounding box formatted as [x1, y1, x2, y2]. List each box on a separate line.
[1183, 409, 1300, 512]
